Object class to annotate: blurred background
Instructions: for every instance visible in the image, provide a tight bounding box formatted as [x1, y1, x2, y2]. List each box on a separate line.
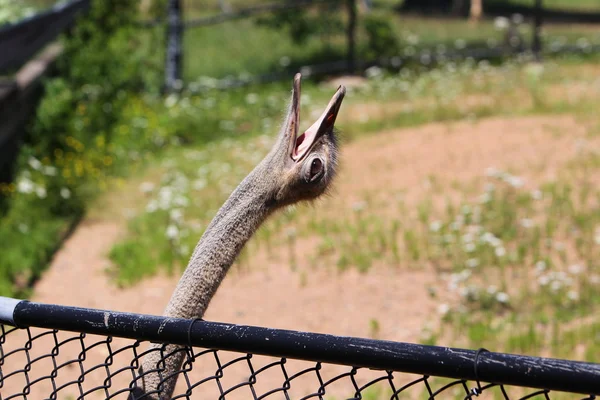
[1, 0, 599, 365]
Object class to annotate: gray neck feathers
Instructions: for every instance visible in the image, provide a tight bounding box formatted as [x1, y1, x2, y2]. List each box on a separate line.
[164, 165, 274, 319]
[136, 161, 277, 400]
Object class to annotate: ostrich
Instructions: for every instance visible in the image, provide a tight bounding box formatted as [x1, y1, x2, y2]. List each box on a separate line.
[131, 73, 346, 399]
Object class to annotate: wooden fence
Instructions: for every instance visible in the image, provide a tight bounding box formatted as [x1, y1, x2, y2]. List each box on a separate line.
[0, 0, 90, 184]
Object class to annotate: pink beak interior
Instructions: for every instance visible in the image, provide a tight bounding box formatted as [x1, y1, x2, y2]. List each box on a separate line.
[290, 75, 345, 161]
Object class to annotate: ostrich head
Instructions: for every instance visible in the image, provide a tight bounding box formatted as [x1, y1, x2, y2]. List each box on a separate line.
[264, 73, 346, 207]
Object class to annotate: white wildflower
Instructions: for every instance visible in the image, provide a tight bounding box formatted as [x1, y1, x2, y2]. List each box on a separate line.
[429, 220, 442, 232]
[531, 189, 543, 200]
[505, 175, 524, 188]
[18, 224, 29, 234]
[193, 179, 207, 190]
[525, 63, 544, 79]
[495, 246, 506, 257]
[169, 208, 184, 223]
[487, 285, 498, 294]
[479, 192, 492, 204]
[164, 94, 178, 108]
[464, 242, 476, 253]
[567, 291, 579, 301]
[366, 66, 383, 79]
[279, 56, 291, 67]
[245, 93, 259, 105]
[496, 292, 510, 304]
[146, 200, 158, 213]
[535, 260, 546, 273]
[60, 188, 71, 199]
[450, 220, 463, 231]
[28, 157, 42, 170]
[139, 182, 155, 194]
[286, 227, 297, 239]
[437, 303, 450, 315]
[519, 218, 534, 228]
[466, 258, 479, 268]
[485, 167, 501, 178]
[35, 186, 47, 199]
[461, 233, 474, 244]
[17, 178, 34, 194]
[484, 183, 496, 192]
[166, 225, 179, 240]
[494, 16, 509, 30]
[43, 166, 57, 176]
[568, 264, 583, 275]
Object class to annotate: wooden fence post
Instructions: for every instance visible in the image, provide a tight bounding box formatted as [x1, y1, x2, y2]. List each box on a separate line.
[165, 0, 183, 92]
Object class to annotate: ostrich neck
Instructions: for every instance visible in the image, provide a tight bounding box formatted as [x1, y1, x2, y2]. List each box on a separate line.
[163, 166, 273, 320]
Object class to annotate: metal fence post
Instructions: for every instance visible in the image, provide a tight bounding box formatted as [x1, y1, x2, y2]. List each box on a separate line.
[165, 0, 183, 92]
[532, 0, 543, 61]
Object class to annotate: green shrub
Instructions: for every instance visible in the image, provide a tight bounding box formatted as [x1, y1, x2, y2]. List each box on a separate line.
[362, 14, 399, 60]
[0, 0, 164, 297]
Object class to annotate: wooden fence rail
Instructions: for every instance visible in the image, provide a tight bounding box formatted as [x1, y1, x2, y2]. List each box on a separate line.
[0, 0, 90, 73]
[0, 0, 90, 183]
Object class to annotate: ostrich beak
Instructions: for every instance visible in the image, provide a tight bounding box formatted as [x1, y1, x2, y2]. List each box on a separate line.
[284, 73, 346, 162]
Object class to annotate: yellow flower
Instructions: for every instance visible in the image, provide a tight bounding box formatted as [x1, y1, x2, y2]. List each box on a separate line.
[75, 160, 84, 177]
[96, 136, 105, 148]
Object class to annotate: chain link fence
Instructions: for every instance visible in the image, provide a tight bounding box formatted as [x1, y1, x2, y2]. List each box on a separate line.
[1, 299, 599, 399]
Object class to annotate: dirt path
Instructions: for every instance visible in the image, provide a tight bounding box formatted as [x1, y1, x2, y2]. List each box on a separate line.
[3, 114, 596, 399]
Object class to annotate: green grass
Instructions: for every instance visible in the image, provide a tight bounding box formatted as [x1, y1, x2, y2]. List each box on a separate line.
[182, 19, 346, 81]
[176, 2, 600, 81]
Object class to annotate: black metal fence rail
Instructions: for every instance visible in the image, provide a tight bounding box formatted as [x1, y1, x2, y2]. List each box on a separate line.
[1, 298, 599, 399]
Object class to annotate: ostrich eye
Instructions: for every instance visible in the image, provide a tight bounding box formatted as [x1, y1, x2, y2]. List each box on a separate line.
[308, 158, 324, 182]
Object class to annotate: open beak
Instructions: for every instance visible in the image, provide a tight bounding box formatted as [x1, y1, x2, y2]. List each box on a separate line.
[286, 73, 346, 162]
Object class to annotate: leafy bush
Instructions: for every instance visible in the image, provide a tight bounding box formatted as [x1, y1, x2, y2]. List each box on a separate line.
[0, 0, 164, 297]
[362, 14, 399, 60]
[0, 0, 38, 26]
[254, 1, 345, 46]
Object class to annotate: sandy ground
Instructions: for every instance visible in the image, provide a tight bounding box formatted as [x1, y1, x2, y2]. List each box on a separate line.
[1, 114, 596, 399]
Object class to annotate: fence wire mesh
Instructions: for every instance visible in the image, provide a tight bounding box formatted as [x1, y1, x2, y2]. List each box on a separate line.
[0, 323, 596, 400]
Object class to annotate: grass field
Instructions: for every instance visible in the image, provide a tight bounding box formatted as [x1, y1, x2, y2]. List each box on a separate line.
[179, 3, 600, 81]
